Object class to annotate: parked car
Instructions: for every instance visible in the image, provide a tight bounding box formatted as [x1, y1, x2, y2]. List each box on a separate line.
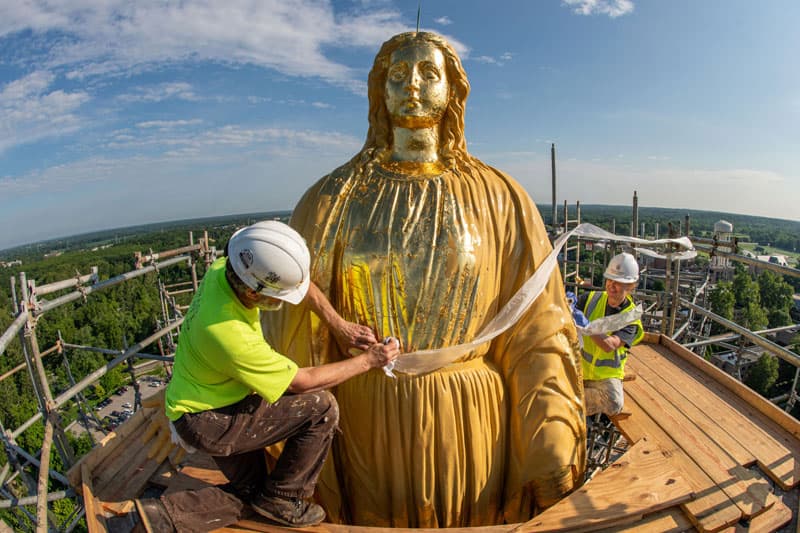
[122, 402, 132, 409]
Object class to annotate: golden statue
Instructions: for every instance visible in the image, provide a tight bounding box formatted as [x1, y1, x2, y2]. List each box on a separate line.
[263, 31, 585, 528]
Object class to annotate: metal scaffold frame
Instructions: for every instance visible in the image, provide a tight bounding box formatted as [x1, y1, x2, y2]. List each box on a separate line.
[555, 194, 800, 471]
[0, 233, 215, 532]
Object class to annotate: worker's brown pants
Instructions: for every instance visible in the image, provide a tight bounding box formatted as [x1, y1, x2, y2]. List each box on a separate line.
[161, 390, 339, 532]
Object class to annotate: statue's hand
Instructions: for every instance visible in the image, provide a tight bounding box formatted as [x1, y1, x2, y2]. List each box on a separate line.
[332, 319, 378, 356]
[141, 389, 185, 465]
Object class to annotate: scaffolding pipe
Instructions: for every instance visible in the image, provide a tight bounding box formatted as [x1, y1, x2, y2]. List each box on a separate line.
[551, 143, 557, 230]
[60, 342, 168, 360]
[135, 243, 202, 268]
[189, 231, 199, 292]
[693, 244, 800, 279]
[682, 323, 800, 348]
[669, 256, 681, 336]
[35, 255, 191, 315]
[0, 311, 29, 357]
[33, 268, 98, 297]
[680, 299, 800, 367]
[0, 489, 74, 509]
[35, 416, 54, 533]
[11, 319, 183, 440]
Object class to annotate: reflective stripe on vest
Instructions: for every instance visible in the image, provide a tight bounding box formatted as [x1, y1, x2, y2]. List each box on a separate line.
[580, 291, 641, 381]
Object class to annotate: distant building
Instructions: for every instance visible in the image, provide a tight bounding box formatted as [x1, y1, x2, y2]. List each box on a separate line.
[0, 259, 22, 268]
[709, 219, 734, 281]
[710, 349, 761, 381]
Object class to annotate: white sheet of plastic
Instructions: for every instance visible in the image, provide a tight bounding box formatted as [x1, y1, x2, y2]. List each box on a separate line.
[568, 223, 695, 252]
[392, 223, 693, 375]
[635, 246, 697, 261]
[577, 304, 643, 337]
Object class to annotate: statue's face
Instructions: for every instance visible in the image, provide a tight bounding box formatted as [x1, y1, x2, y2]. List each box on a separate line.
[385, 42, 449, 128]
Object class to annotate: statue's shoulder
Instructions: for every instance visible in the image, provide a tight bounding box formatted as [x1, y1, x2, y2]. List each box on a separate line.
[466, 159, 535, 204]
[296, 162, 355, 202]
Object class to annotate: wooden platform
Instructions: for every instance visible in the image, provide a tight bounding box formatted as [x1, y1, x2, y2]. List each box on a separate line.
[68, 334, 800, 532]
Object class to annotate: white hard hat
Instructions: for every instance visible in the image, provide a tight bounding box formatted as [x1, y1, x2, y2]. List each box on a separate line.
[227, 221, 310, 305]
[604, 252, 639, 283]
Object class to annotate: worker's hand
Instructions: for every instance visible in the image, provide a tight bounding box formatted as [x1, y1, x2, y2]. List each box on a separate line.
[363, 338, 400, 369]
[591, 334, 622, 353]
[331, 318, 378, 355]
[141, 389, 185, 465]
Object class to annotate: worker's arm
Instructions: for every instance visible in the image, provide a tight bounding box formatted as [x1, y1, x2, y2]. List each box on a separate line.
[304, 281, 377, 352]
[288, 340, 399, 394]
[590, 334, 623, 352]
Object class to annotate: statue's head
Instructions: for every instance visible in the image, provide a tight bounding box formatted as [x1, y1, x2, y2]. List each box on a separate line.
[362, 32, 471, 167]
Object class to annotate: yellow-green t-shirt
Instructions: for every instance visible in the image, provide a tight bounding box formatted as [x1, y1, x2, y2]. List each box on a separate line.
[165, 257, 298, 421]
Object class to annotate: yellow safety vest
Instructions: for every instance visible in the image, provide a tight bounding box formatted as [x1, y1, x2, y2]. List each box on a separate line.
[581, 291, 644, 381]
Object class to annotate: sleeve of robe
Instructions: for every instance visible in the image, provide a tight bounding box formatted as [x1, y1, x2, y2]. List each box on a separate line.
[482, 166, 586, 521]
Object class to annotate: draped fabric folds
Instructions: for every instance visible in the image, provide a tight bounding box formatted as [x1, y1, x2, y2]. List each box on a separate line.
[262, 160, 586, 527]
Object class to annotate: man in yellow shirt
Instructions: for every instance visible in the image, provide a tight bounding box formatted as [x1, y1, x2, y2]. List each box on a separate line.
[136, 221, 399, 531]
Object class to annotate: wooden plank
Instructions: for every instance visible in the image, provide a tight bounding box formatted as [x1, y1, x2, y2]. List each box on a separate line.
[92, 430, 153, 497]
[626, 377, 776, 519]
[732, 498, 792, 533]
[67, 407, 149, 488]
[628, 352, 756, 467]
[593, 507, 694, 533]
[105, 449, 166, 502]
[81, 462, 108, 533]
[659, 335, 800, 441]
[615, 395, 742, 532]
[518, 439, 694, 532]
[640, 342, 800, 490]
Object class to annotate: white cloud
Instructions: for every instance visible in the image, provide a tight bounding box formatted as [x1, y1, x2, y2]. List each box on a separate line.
[136, 119, 204, 129]
[0, 70, 90, 153]
[2, 124, 361, 195]
[2, 1, 410, 88]
[434, 16, 453, 26]
[117, 82, 200, 103]
[472, 53, 512, 66]
[102, 122, 361, 156]
[562, 0, 634, 18]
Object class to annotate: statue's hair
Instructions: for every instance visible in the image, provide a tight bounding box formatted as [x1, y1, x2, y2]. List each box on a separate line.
[349, 32, 476, 175]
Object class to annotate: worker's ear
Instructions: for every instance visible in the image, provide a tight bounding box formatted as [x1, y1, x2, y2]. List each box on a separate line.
[242, 288, 261, 304]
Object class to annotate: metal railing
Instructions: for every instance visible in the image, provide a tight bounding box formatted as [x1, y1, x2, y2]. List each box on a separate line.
[0, 234, 215, 532]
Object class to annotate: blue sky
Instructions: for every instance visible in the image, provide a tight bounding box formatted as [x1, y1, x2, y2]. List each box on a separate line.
[1, 0, 798, 250]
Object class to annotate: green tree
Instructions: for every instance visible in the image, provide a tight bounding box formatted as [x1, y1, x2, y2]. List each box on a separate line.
[708, 282, 735, 334]
[732, 269, 760, 309]
[739, 301, 768, 331]
[767, 309, 792, 328]
[709, 282, 735, 319]
[757, 271, 794, 313]
[744, 354, 779, 396]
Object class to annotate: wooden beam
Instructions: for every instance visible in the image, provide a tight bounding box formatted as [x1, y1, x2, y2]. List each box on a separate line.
[518, 439, 694, 532]
[626, 378, 775, 519]
[615, 396, 741, 532]
[80, 463, 107, 533]
[647, 339, 800, 489]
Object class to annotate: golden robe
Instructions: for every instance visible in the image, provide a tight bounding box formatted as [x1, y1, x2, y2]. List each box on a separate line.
[262, 159, 585, 527]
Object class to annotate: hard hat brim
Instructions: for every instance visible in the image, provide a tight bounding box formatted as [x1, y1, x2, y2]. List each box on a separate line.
[267, 275, 310, 305]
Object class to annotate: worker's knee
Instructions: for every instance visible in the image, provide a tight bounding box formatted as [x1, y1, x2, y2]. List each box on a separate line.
[315, 390, 339, 429]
